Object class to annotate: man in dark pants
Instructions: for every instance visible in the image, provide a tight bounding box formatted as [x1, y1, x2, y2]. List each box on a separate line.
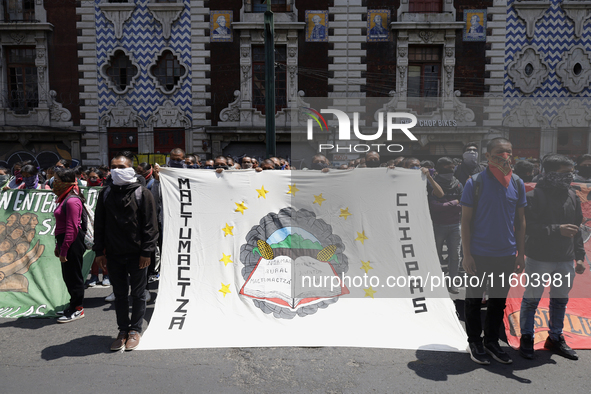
[519, 154, 587, 360]
[93, 152, 158, 351]
[460, 137, 527, 365]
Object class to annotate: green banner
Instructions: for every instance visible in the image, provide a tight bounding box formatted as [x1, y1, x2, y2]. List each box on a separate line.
[0, 188, 100, 318]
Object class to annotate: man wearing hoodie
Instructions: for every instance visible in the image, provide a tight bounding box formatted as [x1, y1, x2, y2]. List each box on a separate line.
[455, 142, 486, 186]
[429, 157, 464, 294]
[93, 152, 158, 352]
[519, 154, 586, 360]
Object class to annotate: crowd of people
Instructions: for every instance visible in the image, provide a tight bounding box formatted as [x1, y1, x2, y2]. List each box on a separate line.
[0, 140, 589, 360]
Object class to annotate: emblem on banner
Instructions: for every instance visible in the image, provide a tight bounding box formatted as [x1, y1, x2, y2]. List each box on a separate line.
[239, 207, 349, 319]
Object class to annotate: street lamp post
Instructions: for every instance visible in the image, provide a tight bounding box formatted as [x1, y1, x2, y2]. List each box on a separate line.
[264, 0, 276, 158]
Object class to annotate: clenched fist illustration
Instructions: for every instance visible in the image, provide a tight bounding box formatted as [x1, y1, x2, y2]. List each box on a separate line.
[0, 213, 45, 292]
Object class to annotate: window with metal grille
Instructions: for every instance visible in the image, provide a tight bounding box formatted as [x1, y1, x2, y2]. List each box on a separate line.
[252, 46, 287, 114]
[3, 0, 35, 21]
[7, 47, 38, 114]
[152, 50, 185, 92]
[251, 0, 291, 13]
[106, 50, 138, 93]
[407, 46, 441, 114]
[409, 0, 442, 13]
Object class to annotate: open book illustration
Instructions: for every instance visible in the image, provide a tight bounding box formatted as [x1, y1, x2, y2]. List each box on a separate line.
[240, 235, 349, 309]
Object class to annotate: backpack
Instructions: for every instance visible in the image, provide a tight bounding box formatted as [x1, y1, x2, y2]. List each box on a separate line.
[62, 194, 94, 250]
[470, 172, 524, 226]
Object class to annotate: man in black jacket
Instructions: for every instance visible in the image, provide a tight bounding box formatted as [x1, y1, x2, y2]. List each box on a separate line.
[519, 154, 587, 360]
[94, 152, 158, 351]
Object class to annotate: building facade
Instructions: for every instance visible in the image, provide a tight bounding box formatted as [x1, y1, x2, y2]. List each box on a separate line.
[0, 0, 80, 170]
[75, 0, 591, 166]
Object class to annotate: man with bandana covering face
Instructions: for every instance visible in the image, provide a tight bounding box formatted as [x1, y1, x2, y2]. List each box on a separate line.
[519, 154, 586, 361]
[455, 142, 487, 186]
[93, 152, 158, 352]
[460, 137, 527, 366]
[168, 147, 187, 168]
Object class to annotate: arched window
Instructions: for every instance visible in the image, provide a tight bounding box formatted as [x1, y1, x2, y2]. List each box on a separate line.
[106, 50, 138, 93]
[151, 50, 186, 93]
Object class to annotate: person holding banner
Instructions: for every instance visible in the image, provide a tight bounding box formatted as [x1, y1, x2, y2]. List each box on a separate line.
[519, 154, 587, 360]
[93, 152, 158, 351]
[53, 168, 87, 323]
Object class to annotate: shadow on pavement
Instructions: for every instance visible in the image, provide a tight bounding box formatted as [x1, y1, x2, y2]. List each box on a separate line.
[408, 348, 557, 383]
[41, 335, 113, 360]
[0, 317, 56, 329]
[410, 298, 558, 383]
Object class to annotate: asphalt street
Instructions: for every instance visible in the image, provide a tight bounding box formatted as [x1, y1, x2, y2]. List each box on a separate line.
[1, 283, 590, 394]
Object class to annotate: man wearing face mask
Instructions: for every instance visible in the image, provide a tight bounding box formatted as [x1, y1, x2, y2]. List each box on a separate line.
[93, 152, 158, 351]
[428, 157, 464, 294]
[455, 142, 486, 186]
[365, 151, 381, 168]
[460, 137, 527, 365]
[17, 164, 50, 190]
[168, 148, 187, 168]
[310, 154, 330, 172]
[519, 154, 586, 361]
[103, 152, 146, 187]
[573, 154, 591, 183]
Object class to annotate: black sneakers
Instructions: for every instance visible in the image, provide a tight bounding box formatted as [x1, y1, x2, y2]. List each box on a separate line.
[519, 334, 534, 359]
[468, 342, 491, 365]
[544, 334, 578, 360]
[484, 341, 513, 364]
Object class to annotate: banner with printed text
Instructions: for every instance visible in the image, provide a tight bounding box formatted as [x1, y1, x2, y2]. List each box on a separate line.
[140, 168, 467, 351]
[504, 182, 591, 350]
[0, 188, 99, 318]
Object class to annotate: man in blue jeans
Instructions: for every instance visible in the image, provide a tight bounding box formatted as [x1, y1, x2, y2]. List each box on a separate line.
[461, 137, 527, 365]
[519, 154, 587, 360]
[429, 157, 463, 294]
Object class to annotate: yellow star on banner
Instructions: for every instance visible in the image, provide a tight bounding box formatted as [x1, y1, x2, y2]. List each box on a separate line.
[360, 260, 373, 274]
[313, 193, 326, 206]
[287, 184, 299, 195]
[222, 223, 234, 237]
[364, 286, 377, 299]
[220, 253, 233, 266]
[257, 185, 269, 199]
[219, 283, 231, 298]
[234, 201, 248, 215]
[355, 231, 368, 244]
[339, 208, 352, 220]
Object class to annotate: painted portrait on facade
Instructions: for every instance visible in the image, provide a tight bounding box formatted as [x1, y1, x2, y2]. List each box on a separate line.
[367, 10, 391, 42]
[464, 9, 486, 42]
[306, 10, 329, 42]
[210, 11, 233, 42]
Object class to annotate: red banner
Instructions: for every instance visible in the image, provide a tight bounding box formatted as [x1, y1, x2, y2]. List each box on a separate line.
[504, 182, 591, 350]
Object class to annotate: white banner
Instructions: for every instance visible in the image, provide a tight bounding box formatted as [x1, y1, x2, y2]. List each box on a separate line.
[139, 168, 467, 351]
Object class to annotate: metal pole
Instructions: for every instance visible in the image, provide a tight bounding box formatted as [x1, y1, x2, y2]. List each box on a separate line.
[264, 1, 276, 158]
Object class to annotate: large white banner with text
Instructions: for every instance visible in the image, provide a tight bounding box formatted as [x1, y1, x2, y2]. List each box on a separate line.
[140, 168, 467, 351]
